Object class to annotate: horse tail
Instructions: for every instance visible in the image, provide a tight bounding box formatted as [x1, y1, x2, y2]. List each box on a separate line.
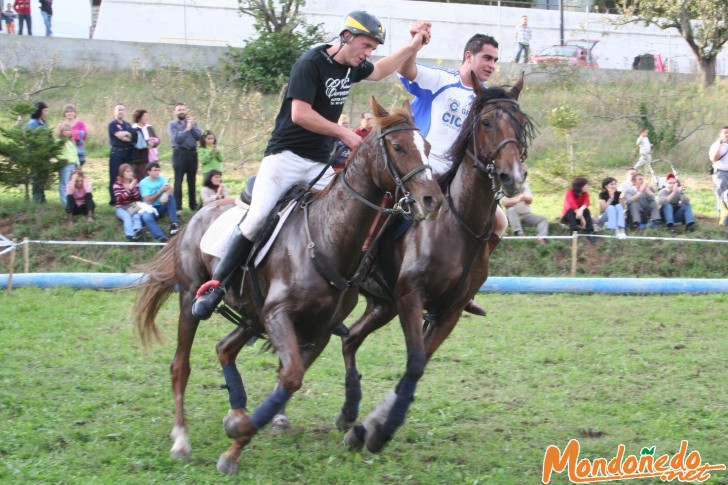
[134, 228, 184, 348]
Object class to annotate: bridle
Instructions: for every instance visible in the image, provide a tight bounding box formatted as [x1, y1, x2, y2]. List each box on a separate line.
[342, 123, 431, 217]
[465, 98, 527, 192]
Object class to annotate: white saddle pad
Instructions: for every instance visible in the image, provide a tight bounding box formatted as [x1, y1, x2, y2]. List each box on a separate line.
[200, 200, 298, 267]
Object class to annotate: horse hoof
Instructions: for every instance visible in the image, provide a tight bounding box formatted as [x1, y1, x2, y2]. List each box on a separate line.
[271, 414, 290, 431]
[217, 455, 239, 475]
[170, 442, 191, 462]
[343, 424, 366, 451]
[365, 424, 390, 453]
[169, 426, 191, 461]
[223, 409, 251, 440]
[335, 412, 355, 432]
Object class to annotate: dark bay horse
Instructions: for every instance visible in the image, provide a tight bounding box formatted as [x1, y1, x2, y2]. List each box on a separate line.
[134, 98, 443, 474]
[333, 75, 535, 452]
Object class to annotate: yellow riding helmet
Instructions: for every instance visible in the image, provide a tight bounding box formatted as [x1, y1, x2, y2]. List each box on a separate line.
[341, 11, 386, 45]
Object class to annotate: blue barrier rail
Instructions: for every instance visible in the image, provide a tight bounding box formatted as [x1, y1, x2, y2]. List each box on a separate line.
[2, 273, 728, 294]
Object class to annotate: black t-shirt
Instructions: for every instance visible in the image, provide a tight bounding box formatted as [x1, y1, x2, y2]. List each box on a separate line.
[599, 190, 622, 206]
[265, 45, 374, 162]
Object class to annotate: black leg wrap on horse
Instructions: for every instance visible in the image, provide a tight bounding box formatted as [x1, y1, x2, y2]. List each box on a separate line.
[222, 363, 247, 410]
[342, 367, 362, 421]
[192, 231, 254, 320]
[332, 322, 350, 337]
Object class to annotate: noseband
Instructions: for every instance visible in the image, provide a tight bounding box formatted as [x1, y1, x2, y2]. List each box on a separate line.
[466, 98, 527, 192]
[343, 123, 431, 216]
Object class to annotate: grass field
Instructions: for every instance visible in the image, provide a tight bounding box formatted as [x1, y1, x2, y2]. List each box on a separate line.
[1, 289, 727, 484]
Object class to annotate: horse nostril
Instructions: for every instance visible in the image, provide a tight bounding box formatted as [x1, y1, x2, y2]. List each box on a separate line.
[499, 173, 512, 185]
[422, 195, 440, 214]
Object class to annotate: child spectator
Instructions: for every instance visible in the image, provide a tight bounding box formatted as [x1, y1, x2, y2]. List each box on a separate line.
[199, 130, 223, 176]
[62, 104, 89, 166]
[598, 177, 626, 239]
[561, 177, 595, 237]
[65, 170, 95, 225]
[113, 163, 145, 241]
[634, 127, 652, 169]
[139, 161, 180, 243]
[658, 173, 695, 233]
[3, 5, 17, 34]
[200, 169, 235, 208]
[57, 122, 80, 204]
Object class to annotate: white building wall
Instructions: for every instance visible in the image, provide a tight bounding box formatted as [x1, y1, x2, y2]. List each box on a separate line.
[8, 0, 726, 76]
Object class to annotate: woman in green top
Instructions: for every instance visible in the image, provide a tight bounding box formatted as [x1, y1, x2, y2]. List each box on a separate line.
[198, 129, 223, 175]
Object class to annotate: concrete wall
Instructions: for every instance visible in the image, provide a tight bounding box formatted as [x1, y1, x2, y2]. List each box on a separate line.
[2, 0, 726, 76]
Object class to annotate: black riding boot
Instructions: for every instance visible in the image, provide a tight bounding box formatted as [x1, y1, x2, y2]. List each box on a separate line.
[192, 231, 254, 320]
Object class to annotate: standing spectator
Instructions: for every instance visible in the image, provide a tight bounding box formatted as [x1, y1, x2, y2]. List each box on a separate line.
[62, 104, 89, 166]
[331, 114, 351, 172]
[113, 163, 144, 241]
[200, 169, 235, 208]
[658, 173, 695, 233]
[65, 170, 95, 225]
[353, 112, 373, 139]
[598, 177, 626, 239]
[708, 125, 728, 226]
[139, 162, 180, 243]
[624, 172, 661, 232]
[3, 4, 16, 34]
[167, 102, 201, 211]
[198, 129, 223, 176]
[633, 127, 652, 169]
[514, 15, 532, 63]
[561, 177, 595, 236]
[39, 0, 51, 36]
[131, 108, 158, 181]
[57, 122, 80, 203]
[502, 182, 548, 244]
[107, 104, 137, 205]
[27, 101, 49, 203]
[13, 0, 30, 35]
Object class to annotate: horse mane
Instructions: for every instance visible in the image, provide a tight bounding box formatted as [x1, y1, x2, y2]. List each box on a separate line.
[439, 86, 536, 191]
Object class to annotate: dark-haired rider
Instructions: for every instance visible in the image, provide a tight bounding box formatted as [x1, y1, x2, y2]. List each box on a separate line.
[192, 12, 433, 322]
[398, 33, 509, 316]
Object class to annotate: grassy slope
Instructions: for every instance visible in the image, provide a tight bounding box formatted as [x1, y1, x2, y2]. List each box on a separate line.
[1, 67, 727, 276]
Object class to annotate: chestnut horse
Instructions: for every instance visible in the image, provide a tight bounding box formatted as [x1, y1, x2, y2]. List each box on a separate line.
[334, 75, 535, 452]
[134, 99, 443, 474]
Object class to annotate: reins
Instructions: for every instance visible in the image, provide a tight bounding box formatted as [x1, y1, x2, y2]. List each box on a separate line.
[302, 122, 431, 328]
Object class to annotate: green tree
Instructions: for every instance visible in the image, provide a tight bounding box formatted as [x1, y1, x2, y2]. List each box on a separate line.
[0, 102, 66, 201]
[224, 0, 328, 93]
[614, 0, 727, 87]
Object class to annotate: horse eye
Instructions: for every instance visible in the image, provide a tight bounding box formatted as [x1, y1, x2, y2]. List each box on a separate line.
[392, 144, 403, 153]
[481, 119, 491, 128]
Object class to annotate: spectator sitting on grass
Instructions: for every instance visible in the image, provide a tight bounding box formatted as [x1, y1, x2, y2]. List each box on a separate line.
[138, 161, 180, 243]
[598, 177, 626, 239]
[560, 177, 595, 238]
[623, 172, 661, 233]
[65, 170, 95, 226]
[658, 173, 695, 234]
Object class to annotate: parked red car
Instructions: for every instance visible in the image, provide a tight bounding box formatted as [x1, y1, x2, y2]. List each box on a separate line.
[531, 39, 600, 68]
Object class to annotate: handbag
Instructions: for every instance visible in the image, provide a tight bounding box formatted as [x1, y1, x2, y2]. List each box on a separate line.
[122, 202, 141, 216]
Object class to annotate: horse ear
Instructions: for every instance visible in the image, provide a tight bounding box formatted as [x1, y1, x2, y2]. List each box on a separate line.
[470, 71, 486, 96]
[370, 96, 389, 118]
[509, 71, 525, 100]
[400, 98, 413, 117]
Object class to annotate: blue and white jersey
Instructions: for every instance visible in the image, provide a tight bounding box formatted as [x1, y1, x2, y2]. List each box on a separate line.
[400, 64, 483, 174]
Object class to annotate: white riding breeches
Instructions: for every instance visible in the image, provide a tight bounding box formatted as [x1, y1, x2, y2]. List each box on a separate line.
[239, 151, 335, 240]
